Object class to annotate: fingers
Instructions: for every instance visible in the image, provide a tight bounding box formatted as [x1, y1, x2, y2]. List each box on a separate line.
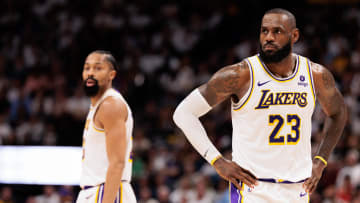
[232, 173, 254, 189]
[303, 177, 318, 194]
[232, 171, 257, 188]
[214, 160, 258, 189]
[242, 168, 258, 186]
[242, 168, 257, 180]
[232, 164, 258, 187]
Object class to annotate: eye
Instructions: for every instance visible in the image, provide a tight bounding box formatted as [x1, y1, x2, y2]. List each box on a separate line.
[96, 66, 102, 71]
[261, 28, 268, 34]
[84, 66, 90, 71]
[274, 29, 281, 34]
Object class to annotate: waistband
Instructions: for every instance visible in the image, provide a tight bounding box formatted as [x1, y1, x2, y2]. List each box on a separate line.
[81, 180, 129, 190]
[258, 178, 306, 184]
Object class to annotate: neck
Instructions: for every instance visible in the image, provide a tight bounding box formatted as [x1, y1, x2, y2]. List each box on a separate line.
[264, 53, 296, 78]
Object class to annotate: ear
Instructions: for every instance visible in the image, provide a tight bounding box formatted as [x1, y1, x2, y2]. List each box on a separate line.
[109, 70, 116, 81]
[291, 28, 300, 44]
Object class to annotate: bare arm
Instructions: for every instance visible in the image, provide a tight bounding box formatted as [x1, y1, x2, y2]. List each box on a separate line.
[199, 61, 251, 106]
[97, 97, 128, 203]
[174, 61, 257, 190]
[304, 62, 347, 193]
[313, 62, 347, 161]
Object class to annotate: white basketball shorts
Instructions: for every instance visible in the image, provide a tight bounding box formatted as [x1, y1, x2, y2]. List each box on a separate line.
[76, 182, 136, 203]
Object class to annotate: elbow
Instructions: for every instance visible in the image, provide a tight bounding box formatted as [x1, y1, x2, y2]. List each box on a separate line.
[334, 103, 348, 125]
[173, 104, 191, 127]
[109, 160, 125, 171]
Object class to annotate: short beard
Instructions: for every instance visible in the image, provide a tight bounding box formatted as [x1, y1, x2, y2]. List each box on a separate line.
[259, 41, 291, 63]
[83, 77, 99, 97]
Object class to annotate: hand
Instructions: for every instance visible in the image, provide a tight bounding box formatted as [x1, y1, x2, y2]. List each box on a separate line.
[213, 157, 258, 191]
[303, 159, 326, 194]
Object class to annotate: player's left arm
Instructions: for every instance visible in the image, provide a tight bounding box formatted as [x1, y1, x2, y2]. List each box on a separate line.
[304, 62, 347, 194]
[97, 97, 128, 203]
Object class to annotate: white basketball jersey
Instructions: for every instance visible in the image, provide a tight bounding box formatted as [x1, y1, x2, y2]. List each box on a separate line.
[80, 88, 133, 187]
[231, 54, 316, 182]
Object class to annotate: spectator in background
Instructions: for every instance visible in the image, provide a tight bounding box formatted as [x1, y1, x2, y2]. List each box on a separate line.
[156, 185, 170, 203]
[188, 175, 216, 203]
[35, 186, 60, 203]
[214, 180, 229, 203]
[336, 175, 353, 203]
[0, 187, 14, 203]
[25, 196, 36, 203]
[337, 150, 360, 189]
[138, 186, 157, 203]
[58, 186, 74, 203]
[169, 176, 195, 203]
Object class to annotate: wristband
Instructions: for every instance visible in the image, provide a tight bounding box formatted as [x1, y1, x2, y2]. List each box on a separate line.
[210, 155, 222, 165]
[314, 156, 327, 166]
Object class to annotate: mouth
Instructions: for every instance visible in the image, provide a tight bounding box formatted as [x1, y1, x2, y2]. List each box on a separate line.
[86, 79, 97, 87]
[263, 44, 278, 51]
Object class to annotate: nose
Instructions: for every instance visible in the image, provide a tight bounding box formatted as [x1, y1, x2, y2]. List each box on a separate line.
[264, 32, 275, 42]
[85, 68, 95, 78]
[86, 68, 94, 76]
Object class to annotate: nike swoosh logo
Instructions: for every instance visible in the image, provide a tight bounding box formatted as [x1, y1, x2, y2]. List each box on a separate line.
[299, 192, 307, 197]
[257, 80, 271, 86]
[85, 194, 94, 199]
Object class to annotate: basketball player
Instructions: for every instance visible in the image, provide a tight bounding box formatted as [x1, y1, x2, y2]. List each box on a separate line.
[173, 8, 347, 202]
[76, 51, 136, 203]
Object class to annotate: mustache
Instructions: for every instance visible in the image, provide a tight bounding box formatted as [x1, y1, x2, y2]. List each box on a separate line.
[84, 76, 98, 83]
[263, 42, 278, 48]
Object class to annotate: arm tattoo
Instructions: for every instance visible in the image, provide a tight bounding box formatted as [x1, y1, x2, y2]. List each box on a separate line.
[211, 68, 242, 94]
[204, 62, 247, 105]
[322, 69, 335, 89]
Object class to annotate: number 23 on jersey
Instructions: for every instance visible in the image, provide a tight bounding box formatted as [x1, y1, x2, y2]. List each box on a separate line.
[268, 114, 301, 145]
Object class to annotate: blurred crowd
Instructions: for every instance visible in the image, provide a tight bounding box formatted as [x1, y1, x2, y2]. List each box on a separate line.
[0, 0, 359, 202]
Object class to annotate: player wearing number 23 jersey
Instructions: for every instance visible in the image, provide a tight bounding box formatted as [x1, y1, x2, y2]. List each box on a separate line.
[173, 8, 346, 203]
[231, 54, 315, 182]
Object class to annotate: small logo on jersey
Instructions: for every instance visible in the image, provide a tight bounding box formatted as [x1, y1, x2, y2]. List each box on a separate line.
[298, 75, 308, 87]
[300, 75, 305, 81]
[299, 192, 307, 197]
[257, 80, 271, 87]
[248, 187, 252, 192]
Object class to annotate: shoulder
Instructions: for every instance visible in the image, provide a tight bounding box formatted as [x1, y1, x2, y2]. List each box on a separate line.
[199, 60, 250, 106]
[309, 61, 328, 76]
[207, 60, 250, 88]
[213, 60, 249, 78]
[98, 96, 128, 121]
[309, 60, 337, 94]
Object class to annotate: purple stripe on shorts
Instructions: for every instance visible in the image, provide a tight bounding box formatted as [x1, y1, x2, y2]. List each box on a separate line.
[100, 184, 104, 202]
[230, 182, 242, 203]
[114, 187, 120, 203]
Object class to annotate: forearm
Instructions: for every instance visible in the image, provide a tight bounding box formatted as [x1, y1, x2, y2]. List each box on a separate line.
[102, 163, 124, 203]
[173, 89, 222, 164]
[316, 106, 347, 160]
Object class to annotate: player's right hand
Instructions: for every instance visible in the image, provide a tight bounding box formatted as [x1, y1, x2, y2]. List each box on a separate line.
[213, 157, 258, 190]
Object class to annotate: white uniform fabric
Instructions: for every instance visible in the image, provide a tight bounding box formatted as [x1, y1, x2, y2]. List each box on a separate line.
[78, 88, 135, 202]
[229, 181, 309, 203]
[76, 182, 136, 203]
[173, 89, 221, 164]
[231, 54, 316, 182]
